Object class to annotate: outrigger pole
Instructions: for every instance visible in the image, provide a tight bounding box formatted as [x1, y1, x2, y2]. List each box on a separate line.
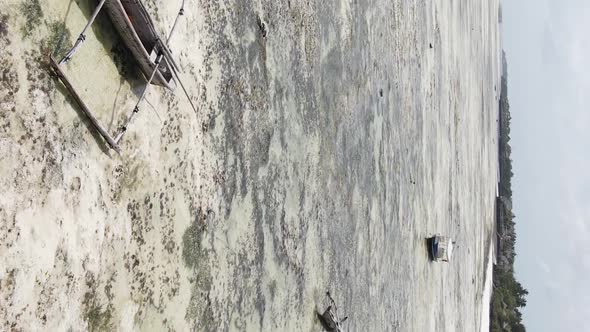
[164, 0, 199, 115]
[50, 55, 121, 152]
[50, 0, 121, 151]
[60, 0, 108, 65]
[50, 0, 195, 152]
[113, 0, 197, 144]
[167, 0, 185, 45]
[114, 44, 165, 143]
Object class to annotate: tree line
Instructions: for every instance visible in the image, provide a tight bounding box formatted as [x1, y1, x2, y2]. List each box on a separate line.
[490, 51, 528, 332]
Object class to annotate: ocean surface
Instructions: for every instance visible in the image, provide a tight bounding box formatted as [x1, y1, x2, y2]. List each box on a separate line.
[190, 0, 502, 330]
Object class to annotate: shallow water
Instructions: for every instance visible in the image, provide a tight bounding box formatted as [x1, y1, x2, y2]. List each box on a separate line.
[191, 0, 502, 331]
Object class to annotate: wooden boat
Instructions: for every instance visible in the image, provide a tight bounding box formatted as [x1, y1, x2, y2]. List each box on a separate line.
[317, 292, 348, 332]
[49, 0, 190, 151]
[104, 0, 177, 89]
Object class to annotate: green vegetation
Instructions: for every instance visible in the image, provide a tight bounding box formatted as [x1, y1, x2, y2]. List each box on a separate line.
[491, 51, 528, 332]
[83, 298, 114, 332]
[181, 208, 219, 331]
[43, 21, 72, 59]
[181, 219, 206, 269]
[82, 273, 114, 332]
[491, 268, 528, 332]
[0, 14, 9, 38]
[20, 0, 42, 37]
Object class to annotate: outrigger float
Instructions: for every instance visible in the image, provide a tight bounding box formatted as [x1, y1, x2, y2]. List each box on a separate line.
[50, 0, 196, 152]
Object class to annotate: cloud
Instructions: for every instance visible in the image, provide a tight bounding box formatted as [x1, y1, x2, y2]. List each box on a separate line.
[506, 0, 590, 331]
[546, 2, 590, 72]
[536, 259, 550, 274]
[559, 186, 590, 251]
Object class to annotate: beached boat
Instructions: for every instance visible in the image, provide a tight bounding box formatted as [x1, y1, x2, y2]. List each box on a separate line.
[427, 235, 454, 262]
[49, 0, 193, 152]
[317, 292, 348, 332]
[104, 0, 177, 89]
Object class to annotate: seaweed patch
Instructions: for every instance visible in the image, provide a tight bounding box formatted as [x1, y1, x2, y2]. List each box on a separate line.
[43, 21, 72, 60]
[19, 0, 42, 37]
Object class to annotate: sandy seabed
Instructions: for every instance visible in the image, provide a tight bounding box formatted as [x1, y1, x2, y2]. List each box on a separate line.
[0, 0, 501, 331]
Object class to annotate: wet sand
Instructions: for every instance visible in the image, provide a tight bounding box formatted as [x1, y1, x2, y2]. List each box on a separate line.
[0, 0, 501, 331]
[195, 0, 501, 330]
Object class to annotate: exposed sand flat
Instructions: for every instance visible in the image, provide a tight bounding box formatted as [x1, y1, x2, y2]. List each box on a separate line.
[0, 0, 500, 331]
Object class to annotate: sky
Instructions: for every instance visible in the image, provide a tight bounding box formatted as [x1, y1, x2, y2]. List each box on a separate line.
[503, 0, 590, 331]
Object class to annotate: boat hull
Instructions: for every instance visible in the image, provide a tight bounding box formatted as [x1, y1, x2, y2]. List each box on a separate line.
[104, 0, 176, 89]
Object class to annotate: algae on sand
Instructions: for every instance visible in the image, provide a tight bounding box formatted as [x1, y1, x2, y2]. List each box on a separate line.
[20, 0, 43, 37]
[181, 220, 207, 269]
[43, 21, 72, 60]
[83, 298, 114, 332]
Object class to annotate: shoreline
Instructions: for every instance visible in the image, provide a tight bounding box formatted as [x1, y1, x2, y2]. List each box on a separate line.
[480, 239, 495, 332]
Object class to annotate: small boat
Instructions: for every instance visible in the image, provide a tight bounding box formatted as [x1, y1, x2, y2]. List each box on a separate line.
[49, 0, 195, 152]
[104, 0, 177, 89]
[317, 292, 348, 332]
[427, 235, 454, 262]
